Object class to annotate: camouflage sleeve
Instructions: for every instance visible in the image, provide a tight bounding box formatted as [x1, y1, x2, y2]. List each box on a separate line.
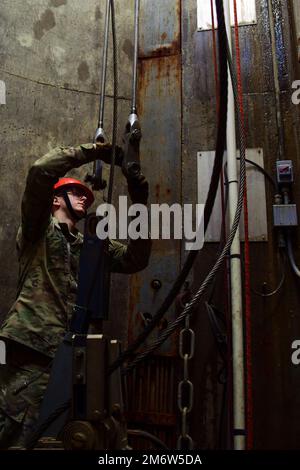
[108, 238, 151, 273]
[21, 143, 106, 242]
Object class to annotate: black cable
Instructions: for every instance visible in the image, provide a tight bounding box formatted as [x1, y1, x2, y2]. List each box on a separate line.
[218, 375, 229, 449]
[237, 157, 277, 190]
[109, 0, 229, 374]
[121, 0, 247, 375]
[248, 249, 286, 298]
[205, 302, 227, 362]
[207, 165, 229, 304]
[286, 233, 300, 279]
[205, 301, 229, 449]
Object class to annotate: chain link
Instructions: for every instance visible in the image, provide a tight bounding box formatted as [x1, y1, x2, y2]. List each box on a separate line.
[177, 313, 194, 450]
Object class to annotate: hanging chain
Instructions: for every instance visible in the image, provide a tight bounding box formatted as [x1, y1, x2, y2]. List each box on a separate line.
[177, 312, 195, 450]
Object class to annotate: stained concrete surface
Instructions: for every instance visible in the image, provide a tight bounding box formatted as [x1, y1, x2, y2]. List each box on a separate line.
[0, 0, 135, 335]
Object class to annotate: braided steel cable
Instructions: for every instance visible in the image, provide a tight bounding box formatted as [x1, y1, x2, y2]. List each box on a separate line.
[122, 3, 247, 376]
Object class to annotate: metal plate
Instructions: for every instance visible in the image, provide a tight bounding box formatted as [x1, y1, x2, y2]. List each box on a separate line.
[139, 0, 181, 57]
[197, 148, 268, 242]
[197, 0, 257, 31]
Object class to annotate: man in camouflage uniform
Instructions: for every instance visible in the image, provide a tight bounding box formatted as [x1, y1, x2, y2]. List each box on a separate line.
[0, 142, 151, 448]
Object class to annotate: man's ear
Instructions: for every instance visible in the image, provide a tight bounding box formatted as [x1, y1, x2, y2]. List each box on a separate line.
[52, 195, 61, 210]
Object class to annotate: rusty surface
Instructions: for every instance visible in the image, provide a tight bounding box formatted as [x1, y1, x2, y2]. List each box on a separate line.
[128, 52, 182, 356]
[126, 2, 181, 445]
[139, 0, 181, 58]
[140, 40, 180, 59]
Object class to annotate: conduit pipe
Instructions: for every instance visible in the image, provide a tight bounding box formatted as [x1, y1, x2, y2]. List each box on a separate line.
[223, 0, 246, 450]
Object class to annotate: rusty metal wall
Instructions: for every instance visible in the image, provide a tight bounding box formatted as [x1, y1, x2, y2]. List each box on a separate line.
[182, 0, 300, 449]
[0, 1, 137, 340]
[125, 0, 182, 447]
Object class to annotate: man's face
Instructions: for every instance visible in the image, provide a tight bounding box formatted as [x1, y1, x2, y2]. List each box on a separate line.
[54, 187, 89, 219]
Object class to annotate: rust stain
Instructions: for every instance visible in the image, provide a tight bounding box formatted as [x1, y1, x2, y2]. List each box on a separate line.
[137, 61, 151, 116]
[139, 54, 180, 84]
[161, 32, 167, 41]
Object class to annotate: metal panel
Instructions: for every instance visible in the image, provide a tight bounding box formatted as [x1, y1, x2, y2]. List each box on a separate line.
[126, 1, 181, 446]
[197, 148, 268, 241]
[126, 0, 181, 359]
[128, 54, 182, 355]
[197, 0, 257, 31]
[139, 0, 181, 57]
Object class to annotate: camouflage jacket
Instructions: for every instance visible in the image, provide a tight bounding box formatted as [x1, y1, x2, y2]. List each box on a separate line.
[0, 144, 151, 358]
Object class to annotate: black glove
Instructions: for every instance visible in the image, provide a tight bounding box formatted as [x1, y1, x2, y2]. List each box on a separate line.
[95, 142, 124, 167]
[127, 174, 149, 205]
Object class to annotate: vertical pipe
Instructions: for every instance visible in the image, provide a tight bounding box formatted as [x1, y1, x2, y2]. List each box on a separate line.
[223, 0, 246, 451]
[131, 0, 140, 114]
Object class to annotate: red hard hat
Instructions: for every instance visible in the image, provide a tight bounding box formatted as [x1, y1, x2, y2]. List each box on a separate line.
[53, 178, 95, 207]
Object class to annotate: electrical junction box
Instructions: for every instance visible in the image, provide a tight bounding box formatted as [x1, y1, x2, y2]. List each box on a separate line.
[273, 204, 298, 227]
[276, 160, 294, 184]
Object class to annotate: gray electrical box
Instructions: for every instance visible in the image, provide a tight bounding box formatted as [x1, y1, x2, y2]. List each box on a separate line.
[273, 204, 298, 227]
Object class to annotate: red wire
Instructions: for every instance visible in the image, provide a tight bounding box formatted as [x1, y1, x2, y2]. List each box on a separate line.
[233, 0, 254, 450]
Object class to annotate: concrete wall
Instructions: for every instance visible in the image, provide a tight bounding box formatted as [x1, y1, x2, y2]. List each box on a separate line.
[0, 0, 135, 339]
